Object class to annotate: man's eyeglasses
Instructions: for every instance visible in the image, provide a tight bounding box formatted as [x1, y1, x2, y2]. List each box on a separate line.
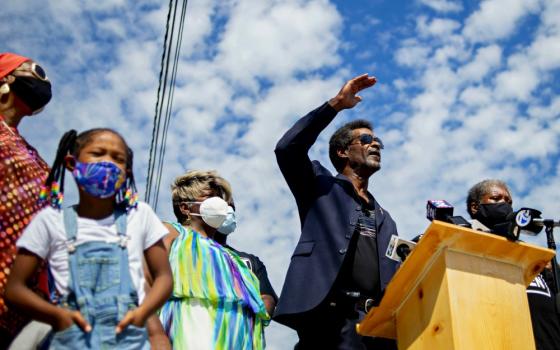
[12, 62, 49, 81]
[350, 134, 384, 149]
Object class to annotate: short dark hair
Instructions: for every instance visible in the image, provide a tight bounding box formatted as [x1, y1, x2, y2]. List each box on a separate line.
[328, 119, 373, 172]
[466, 179, 511, 217]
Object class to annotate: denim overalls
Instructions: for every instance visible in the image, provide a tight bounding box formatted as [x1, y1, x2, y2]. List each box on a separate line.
[49, 206, 148, 350]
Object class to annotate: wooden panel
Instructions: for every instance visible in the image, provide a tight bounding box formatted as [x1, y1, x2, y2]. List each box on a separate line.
[357, 221, 554, 339]
[396, 251, 455, 349]
[446, 250, 535, 350]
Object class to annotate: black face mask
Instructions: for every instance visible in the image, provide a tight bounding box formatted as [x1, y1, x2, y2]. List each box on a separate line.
[474, 202, 513, 230]
[10, 76, 52, 113]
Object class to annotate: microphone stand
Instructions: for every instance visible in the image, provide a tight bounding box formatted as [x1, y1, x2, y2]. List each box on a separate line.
[543, 220, 560, 294]
[542, 220, 560, 316]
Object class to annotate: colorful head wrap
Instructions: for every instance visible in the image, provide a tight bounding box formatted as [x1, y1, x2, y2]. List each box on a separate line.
[0, 53, 29, 80]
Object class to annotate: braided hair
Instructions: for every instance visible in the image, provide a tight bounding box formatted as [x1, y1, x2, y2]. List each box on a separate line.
[39, 128, 138, 210]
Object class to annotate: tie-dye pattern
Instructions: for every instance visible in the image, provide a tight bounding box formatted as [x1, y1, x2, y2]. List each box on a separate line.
[159, 223, 269, 349]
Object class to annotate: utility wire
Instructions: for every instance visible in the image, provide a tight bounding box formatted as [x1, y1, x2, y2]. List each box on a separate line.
[153, 0, 188, 209]
[145, 0, 189, 211]
[145, 0, 174, 205]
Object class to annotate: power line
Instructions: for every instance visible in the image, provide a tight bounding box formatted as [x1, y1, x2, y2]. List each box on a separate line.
[145, 0, 189, 211]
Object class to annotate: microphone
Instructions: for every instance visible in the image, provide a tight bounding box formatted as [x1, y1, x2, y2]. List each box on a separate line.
[469, 219, 491, 232]
[493, 208, 547, 241]
[386, 235, 416, 262]
[514, 208, 560, 233]
[492, 211, 521, 241]
[426, 200, 472, 228]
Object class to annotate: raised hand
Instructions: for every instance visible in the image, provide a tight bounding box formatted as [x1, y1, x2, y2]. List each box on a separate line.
[328, 74, 377, 112]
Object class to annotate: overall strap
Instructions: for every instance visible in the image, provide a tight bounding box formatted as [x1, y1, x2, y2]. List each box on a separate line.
[115, 206, 136, 319]
[63, 206, 78, 240]
[114, 205, 128, 248]
[62, 206, 84, 317]
[63, 206, 78, 253]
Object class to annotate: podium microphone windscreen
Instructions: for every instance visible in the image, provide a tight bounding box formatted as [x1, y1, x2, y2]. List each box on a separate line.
[514, 208, 544, 235]
[426, 200, 454, 221]
[386, 235, 416, 262]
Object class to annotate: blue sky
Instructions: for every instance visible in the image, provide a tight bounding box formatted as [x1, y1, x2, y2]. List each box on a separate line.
[3, 0, 560, 347]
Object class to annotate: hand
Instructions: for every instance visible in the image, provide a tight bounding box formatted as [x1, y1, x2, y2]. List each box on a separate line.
[328, 74, 377, 112]
[116, 308, 146, 334]
[54, 309, 91, 333]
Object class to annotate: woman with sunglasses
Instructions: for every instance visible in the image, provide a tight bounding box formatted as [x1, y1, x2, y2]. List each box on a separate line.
[158, 170, 269, 349]
[0, 53, 52, 349]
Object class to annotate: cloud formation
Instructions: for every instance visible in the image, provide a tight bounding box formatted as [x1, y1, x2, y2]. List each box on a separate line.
[3, 0, 560, 348]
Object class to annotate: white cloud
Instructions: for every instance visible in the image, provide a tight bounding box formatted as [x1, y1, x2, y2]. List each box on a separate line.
[395, 40, 432, 67]
[417, 16, 461, 38]
[419, 0, 463, 13]
[459, 85, 493, 106]
[528, 96, 560, 121]
[216, 0, 342, 87]
[494, 64, 540, 101]
[463, 0, 542, 43]
[458, 45, 502, 82]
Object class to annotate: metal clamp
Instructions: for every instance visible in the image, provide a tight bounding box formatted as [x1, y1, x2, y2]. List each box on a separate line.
[119, 235, 129, 248]
[65, 239, 76, 253]
[364, 298, 375, 313]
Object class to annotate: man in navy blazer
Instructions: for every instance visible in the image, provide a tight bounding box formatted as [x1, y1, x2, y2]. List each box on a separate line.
[274, 74, 399, 349]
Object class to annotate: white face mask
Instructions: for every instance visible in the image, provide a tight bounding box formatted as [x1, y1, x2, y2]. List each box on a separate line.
[187, 197, 229, 228]
[217, 206, 237, 235]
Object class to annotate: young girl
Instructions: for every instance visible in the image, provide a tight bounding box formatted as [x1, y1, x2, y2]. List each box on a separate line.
[6, 128, 172, 349]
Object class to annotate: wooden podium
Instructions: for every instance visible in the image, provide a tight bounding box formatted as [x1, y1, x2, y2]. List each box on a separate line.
[357, 221, 555, 350]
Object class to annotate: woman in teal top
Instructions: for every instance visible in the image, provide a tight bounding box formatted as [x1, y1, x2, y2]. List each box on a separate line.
[159, 170, 269, 349]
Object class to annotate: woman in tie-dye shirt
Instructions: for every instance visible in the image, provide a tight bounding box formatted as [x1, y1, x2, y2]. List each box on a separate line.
[159, 170, 269, 349]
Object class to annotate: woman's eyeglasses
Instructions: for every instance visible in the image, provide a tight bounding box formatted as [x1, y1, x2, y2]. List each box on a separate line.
[13, 62, 49, 81]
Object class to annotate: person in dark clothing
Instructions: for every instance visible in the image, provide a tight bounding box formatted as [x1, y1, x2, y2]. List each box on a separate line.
[274, 74, 399, 349]
[215, 232, 278, 316]
[466, 179, 560, 350]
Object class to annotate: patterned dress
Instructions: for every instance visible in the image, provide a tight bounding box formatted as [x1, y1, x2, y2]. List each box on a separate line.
[0, 116, 49, 338]
[159, 223, 269, 349]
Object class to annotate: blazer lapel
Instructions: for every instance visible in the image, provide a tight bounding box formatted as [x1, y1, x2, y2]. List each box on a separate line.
[373, 198, 386, 228]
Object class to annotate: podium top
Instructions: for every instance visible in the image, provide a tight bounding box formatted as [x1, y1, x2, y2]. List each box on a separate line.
[357, 220, 555, 338]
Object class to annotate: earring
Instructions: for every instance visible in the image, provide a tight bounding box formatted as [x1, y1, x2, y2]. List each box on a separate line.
[182, 213, 191, 226]
[0, 83, 9, 95]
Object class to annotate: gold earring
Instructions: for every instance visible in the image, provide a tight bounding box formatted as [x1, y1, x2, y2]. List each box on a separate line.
[182, 213, 191, 226]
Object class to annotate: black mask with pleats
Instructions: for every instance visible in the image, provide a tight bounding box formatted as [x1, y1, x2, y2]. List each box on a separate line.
[10, 76, 52, 113]
[474, 202, 513, 230]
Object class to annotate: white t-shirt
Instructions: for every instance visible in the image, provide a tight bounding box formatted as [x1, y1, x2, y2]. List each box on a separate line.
[17, 202, 168, 303]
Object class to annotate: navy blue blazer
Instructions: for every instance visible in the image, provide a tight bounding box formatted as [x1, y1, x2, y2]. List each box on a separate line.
[273, 102, 399, 329]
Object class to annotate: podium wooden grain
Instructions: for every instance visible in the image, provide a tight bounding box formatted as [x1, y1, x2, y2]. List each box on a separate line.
[356, 221, 555, 350]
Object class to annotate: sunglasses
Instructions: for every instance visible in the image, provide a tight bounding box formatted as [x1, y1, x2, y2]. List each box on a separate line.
[350, 134, 384, 149]
[12, 62, 49, 81]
